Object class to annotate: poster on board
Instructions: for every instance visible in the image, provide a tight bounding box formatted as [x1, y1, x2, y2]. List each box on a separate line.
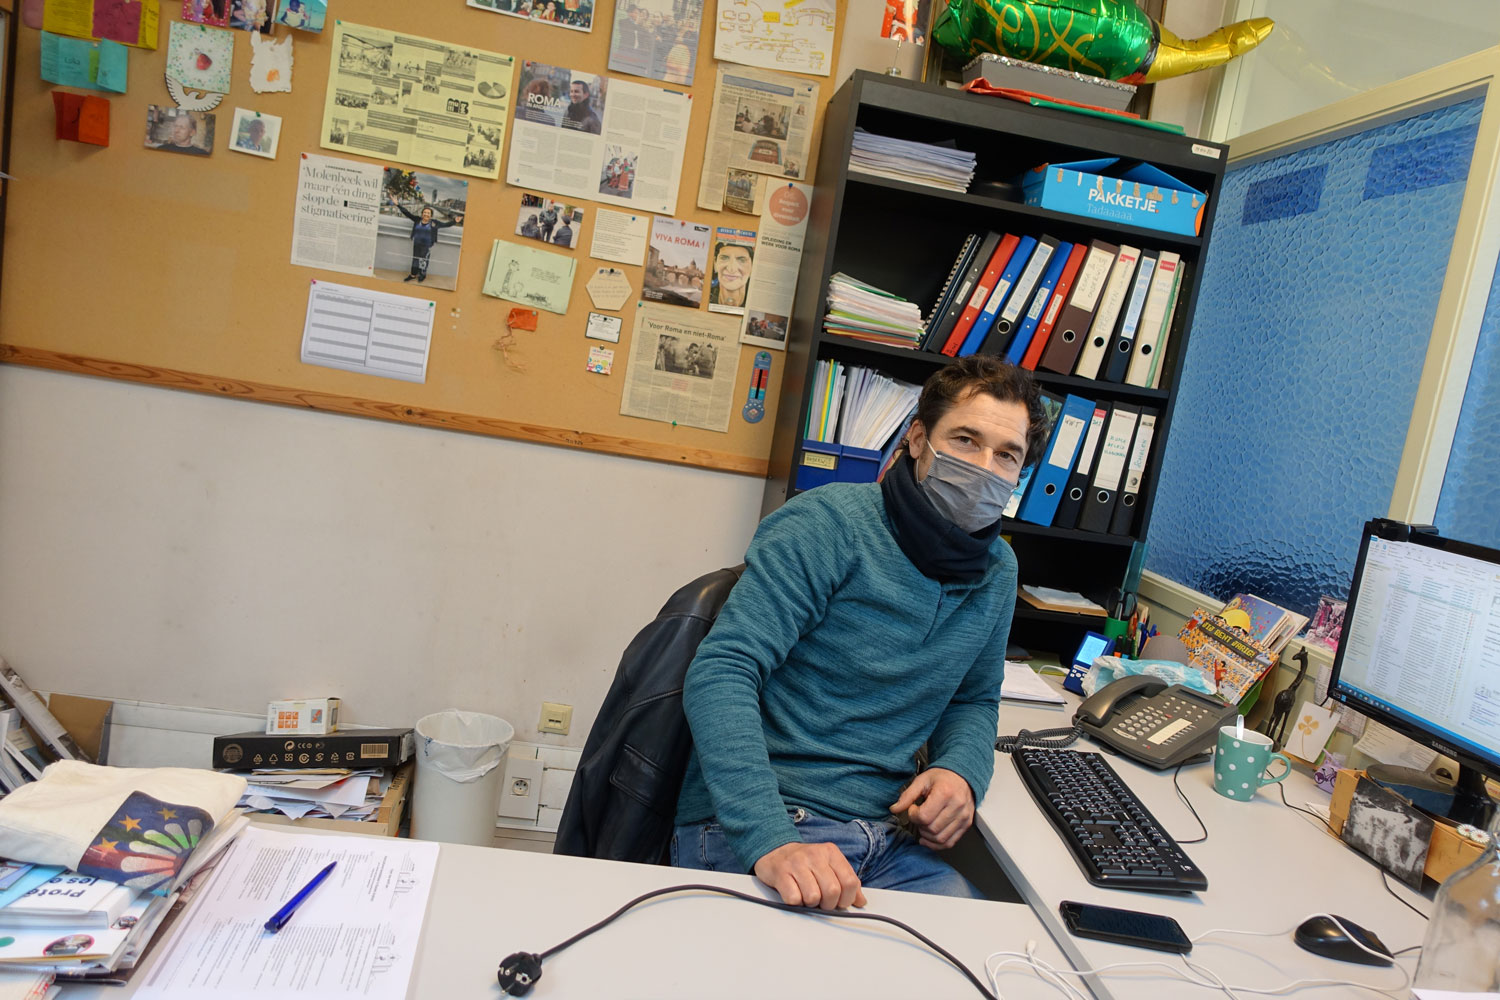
[607, 0, 704, 85]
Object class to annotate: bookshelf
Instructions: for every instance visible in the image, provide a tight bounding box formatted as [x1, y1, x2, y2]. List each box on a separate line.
[763, 71, 1227, 654]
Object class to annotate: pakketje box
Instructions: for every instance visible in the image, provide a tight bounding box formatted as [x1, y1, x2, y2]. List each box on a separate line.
[1021, 158, 1208, 236]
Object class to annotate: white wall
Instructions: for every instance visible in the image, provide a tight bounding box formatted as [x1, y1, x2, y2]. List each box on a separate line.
[0, 366, 764, 746]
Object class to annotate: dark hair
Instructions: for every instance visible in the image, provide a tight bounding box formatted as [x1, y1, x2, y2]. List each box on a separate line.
[572, 79, 590, 94]
[912, 355, 1048, 469]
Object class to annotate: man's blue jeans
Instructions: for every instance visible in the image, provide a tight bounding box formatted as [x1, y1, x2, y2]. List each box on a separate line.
[670, 809, 983, 900]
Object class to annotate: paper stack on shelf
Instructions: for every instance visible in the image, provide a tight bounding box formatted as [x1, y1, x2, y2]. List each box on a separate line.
[835, 366, 921, 451]
[235, 768, 391, 822]
[824, 273, 924, 349]
[849, 128, 976, 192]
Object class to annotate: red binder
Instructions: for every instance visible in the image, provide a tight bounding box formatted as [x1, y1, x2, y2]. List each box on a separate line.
[1020, 243, 1087, 370]
[941, 234, 1020, 356]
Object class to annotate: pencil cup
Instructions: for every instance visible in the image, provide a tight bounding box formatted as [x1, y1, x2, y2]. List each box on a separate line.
[1213, 726, 1290, 800]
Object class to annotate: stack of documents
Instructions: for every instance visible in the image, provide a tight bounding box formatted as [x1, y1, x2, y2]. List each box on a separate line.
[824, 273, 924, 349]
[805, 360, 919, 454]
[0, 813, 247, 985]
[849, 128, 976, 193]
[235, 768, 390, 822]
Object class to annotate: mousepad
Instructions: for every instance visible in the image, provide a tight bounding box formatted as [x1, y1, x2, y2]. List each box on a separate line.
[1341, 775, 1434, 889]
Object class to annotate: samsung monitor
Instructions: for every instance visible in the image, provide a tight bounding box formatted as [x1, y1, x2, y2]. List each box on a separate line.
[1328, 518, 1500, 826]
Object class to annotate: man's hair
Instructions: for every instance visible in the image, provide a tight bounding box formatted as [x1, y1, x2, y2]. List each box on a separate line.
[572, 80, 590, 94]
[912, 355, 1048, 469]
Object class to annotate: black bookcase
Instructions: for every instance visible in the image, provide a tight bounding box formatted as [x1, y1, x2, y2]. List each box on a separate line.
[762, 71, 1227, 654]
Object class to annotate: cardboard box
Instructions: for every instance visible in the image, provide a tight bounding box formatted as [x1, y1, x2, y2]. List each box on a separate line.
[266, 697, 341, 735]
[253, 761, 413, 838]
[1328, 768, 1485, 883]
[1021, 158, 1208, 236]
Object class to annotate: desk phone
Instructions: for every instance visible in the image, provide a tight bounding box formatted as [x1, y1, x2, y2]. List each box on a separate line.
[1076, 675, 1237, 769]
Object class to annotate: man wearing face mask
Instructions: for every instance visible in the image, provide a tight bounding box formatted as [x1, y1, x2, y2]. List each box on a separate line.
[672, 355, 1048, 911]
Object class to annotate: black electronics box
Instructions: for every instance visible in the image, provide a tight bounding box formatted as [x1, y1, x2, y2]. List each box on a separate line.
[212, 728, 415, 769]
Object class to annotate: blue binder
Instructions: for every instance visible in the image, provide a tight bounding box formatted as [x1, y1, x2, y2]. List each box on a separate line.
[1004, 242, 1073, 366]
[1015, 392, 1095, 526]
[958, 235, 1036, 356]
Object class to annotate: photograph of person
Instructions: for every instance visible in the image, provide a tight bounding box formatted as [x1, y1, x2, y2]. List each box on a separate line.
[608, 0, 704, 85]
[229, 0, 272, 32]
[275, 0, 326, 31]
[377, 169, 469, 291]
[563, 77, 603, 134]
[515, 194, 584, 249]
[708, 233, 754, 315]
[145, 106, 215, 156]
[228, 108, 281, 158]
[183, 0, 229, 27]
[469, 0, 595, 32]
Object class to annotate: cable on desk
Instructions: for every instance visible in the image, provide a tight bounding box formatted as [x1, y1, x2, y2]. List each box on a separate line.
[995, 725, 1081, 753]
[1274, 782, 1430, 922]
[1172, 762, 1209, 844]
[496, 883, 998, 999]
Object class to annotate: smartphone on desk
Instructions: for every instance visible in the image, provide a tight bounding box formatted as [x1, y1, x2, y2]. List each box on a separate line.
[1059, 900, 1192, 954]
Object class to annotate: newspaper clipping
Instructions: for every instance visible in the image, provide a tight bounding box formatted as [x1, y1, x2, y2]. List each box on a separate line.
[740, 182, 810, 351]
[292, 154, 470, 291]
[620, 305, 742, 432]
[321, 21, 514, 181]
[698, 65, 817, 212]
[508, 60, 691, 215]
[708, 227, 755, 316]
[713, 0, 835, 77]
[644, 217, 711, 308]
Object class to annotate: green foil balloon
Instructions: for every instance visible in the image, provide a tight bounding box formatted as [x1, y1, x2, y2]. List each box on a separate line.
[934, 0, 1273, 84]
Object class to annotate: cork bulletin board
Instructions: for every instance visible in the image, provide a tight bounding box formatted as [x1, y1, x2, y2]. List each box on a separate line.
[0, 0, 847, 475]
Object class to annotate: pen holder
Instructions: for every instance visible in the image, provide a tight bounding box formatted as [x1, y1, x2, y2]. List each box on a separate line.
[1102, 617, 1130, 657]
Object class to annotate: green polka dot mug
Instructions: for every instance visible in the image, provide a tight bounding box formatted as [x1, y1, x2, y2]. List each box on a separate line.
[1213, 725, 1290, 800]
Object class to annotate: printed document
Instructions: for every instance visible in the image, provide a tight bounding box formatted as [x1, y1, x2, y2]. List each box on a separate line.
[713, 0, 835, 76]
[620, 305, 742, 432]
[698, 65, 818, 211]
[300, 280, 435, 384]
[136, 824, 439, 1000]
[321, 22, 514, 180]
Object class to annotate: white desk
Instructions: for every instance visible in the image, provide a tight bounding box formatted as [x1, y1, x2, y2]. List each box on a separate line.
[979, 689, 1429, 999]
[74, 832, 1072, 999]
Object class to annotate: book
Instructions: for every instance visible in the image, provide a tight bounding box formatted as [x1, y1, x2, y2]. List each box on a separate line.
[1072, 244, 1140, 380]
[1004, 241, 1073, 366]
[1052, 402, 1108, 530]
[984, 235, 1058, 354]
[5, 873, 138, 928]
[1019, 585, 1107, 617]
[1220, 594, 1310, 655]
[1014, 393, 1093, 526]
[943, 233, 1019, 355]
[1124, 252, 1181, 386]
[1178, 608, 1278, 703]
[962, 234, 1037, 356]
[1039, 240, 1116, 374]
[1101, 250, 1158, 383]
[1107, 408, 1157, 535]
[1145, 260, 1187, 389]
[1020, 241, 1087, 370]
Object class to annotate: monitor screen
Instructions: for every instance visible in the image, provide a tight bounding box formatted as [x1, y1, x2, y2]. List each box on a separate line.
[1330, 520, 1500, 803]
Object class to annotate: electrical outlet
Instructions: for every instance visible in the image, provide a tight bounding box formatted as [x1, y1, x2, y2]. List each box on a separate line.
[538, 702, 573, 735]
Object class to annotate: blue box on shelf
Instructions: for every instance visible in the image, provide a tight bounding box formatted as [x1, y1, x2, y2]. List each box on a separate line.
[795, 440, 842, 491]
[836, 444, 883, 484]
[1020, 157, 1207, 236]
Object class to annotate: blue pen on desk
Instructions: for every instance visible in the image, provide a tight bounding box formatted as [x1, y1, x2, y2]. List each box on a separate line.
[265, 862, 337, 933]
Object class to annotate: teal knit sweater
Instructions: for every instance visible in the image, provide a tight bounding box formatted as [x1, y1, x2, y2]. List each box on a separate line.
[675, 482, 1016, 871]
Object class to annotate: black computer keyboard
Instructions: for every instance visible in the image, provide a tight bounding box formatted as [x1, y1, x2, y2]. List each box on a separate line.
[1012, 747, 1209, 893]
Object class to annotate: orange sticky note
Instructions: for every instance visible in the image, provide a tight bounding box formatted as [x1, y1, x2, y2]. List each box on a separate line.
[53, 91, 110, 146]
[506, 308, 539, 331]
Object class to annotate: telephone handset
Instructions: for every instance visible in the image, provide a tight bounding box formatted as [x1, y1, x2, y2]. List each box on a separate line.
[1075, 675, 1237, 769]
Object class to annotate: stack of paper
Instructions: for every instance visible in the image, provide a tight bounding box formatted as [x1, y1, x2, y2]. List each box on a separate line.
[804, 360, 919, 456]
[824, 273, 924, 349]
[236, 769, 389, 822]
[849, 128, 977, 193]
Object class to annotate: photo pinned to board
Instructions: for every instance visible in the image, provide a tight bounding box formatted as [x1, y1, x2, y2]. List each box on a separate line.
[469, 0, 595, 34]
[599, 145, 637, 198]
[229, 0, 273, 32]
[182, 0, 230, 28]
[167, 20, 234, 95]
[516, 193, 584, 250]
[249, 31, 293, 93]
[145, 105, 215, 156]
[381, 167, 469, 291]
[607, 0, 704, 85]
[229, 108, 281, 158]
[275, 0, 325, 32]
[708, 227, 755, 316]
[515, 62, 605, 136]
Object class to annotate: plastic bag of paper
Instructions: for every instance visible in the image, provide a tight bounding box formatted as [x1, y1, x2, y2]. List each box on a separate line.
[415, 710, 513, 782]
[1081, 656, 1217, 698]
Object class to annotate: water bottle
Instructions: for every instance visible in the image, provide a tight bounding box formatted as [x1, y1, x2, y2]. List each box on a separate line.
[1414, 812, 1500, 990]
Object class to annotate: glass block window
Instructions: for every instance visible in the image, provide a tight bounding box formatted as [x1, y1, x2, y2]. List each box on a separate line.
[1434, 251, 1500, 548]
[1146, 97, 1483, 614]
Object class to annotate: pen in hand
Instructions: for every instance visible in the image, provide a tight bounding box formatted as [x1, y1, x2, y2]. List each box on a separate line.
[264, 861, 337, 933]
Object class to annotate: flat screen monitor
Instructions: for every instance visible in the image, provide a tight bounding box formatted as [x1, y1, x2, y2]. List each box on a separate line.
[1328, 518, 1500, 824]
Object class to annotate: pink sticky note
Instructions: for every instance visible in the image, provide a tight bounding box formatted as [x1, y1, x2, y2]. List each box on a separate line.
[22, 0, 44, 30]
[93, 0, 144, 45]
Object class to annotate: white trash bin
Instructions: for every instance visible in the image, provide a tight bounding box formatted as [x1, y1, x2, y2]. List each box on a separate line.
[411, 710, 514, 846]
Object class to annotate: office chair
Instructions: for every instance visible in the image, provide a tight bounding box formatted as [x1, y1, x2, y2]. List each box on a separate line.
[553, 564, 744, 864]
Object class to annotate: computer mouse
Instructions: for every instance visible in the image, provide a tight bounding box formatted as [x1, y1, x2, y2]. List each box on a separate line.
[1293, 915, 1394, 966]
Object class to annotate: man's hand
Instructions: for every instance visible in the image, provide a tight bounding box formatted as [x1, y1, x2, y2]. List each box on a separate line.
[753, 842, 866, 910]
[890, 767, 974, 850]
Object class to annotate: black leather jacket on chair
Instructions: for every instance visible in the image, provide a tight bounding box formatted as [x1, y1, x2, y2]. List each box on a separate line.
[553, 565, 744, 863]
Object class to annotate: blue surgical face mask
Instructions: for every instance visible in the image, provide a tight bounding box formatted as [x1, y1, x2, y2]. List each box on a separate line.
[918, 440, 1016, 533]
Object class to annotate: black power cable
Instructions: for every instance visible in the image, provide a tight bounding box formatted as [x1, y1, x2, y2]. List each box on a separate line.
[496, 883, 998, 998]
